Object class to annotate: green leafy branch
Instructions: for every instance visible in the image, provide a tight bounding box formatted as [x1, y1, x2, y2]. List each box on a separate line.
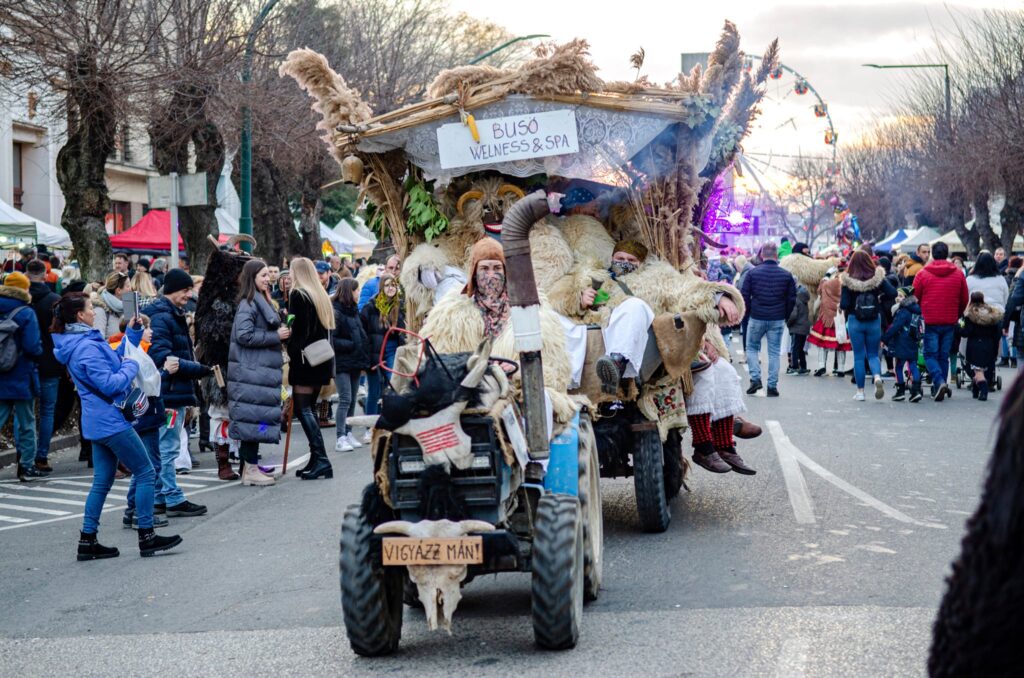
[403, 175, 448, 242]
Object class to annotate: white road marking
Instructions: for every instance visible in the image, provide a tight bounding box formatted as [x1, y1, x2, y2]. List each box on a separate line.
[775, 636, 810, 677]
[766, 421, 816, 524]
[0, 485, 127, 501]
[766, 420, 947, 530]
[0, 515, 29, 523]
[0, 503, 72, 516]
[0, 493, 85, 506]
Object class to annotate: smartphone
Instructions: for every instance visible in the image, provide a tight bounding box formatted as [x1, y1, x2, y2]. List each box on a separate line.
[121, 291, 140, 320]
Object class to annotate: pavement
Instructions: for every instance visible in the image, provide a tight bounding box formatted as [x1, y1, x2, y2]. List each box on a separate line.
[0, 355, 1017, 677]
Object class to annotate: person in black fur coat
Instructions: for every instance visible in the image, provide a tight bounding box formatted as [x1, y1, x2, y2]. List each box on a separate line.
[194, 235, 257, 479]
[929, 374, 1024, 676]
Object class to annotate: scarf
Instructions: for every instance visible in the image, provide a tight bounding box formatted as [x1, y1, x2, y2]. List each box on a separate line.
[610, 260, 638, 279]
[101, 290, 124, 315]
[374, 289, 400, 328]
[472, 271, 510, 338]
[66, 322, 93, 334]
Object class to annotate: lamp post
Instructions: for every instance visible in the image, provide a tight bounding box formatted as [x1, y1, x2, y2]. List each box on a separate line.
[862, 63, 951, 134]
[470, 34, 550, 65]
[239, 0, 281, 252]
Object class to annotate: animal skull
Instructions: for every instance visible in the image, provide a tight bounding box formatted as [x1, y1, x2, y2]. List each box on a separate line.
[374, 519, 495, 632]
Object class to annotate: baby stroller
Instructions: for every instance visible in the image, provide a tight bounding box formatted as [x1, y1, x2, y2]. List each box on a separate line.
[954, 353, 1003, 392]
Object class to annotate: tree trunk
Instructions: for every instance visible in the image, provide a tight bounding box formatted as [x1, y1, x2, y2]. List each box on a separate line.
[298, 166, 327, 260]
[245, 152, 304, 266]
[951, 190, 979, 259]
[972, 191, 999, 252]
[998, 179, 1024, 254]
[55, 52, 116, 283]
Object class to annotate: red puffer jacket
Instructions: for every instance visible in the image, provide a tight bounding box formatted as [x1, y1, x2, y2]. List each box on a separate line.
[913, 260, 969, 325]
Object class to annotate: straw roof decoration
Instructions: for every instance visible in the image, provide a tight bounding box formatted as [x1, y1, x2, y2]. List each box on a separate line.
[280, 23, 777, 267]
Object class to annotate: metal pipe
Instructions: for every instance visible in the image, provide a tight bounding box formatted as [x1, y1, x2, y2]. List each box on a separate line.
[500, 190, 552, 458]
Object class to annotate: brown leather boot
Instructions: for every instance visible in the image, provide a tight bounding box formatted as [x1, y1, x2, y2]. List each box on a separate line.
[691, 441, 732, 474]
[733, 416, 763, 439]
[216, 445, 239, 481]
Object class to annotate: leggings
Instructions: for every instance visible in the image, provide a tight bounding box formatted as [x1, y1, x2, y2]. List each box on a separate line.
[789, 334, 808, 369]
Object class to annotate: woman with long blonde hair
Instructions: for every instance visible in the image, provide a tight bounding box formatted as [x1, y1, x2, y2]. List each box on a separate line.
[286, 257, 336, 480]
[131, 270, 158, 303]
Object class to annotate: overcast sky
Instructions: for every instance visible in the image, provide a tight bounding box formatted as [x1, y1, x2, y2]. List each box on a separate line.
[447, 0, 1020, 159]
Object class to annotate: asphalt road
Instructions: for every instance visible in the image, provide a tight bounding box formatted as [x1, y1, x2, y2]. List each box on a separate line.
[0, 357, 1016, 678]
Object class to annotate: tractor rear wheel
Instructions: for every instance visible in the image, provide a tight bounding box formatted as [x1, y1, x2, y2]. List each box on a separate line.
[340, 504, 404, 656]
[531, 494, 584, 650]
[633, 428, 671, 533]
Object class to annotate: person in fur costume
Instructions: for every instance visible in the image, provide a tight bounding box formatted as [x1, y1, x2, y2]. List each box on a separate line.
[959, 291, 1004, 401]
[193, 238, 259, 480]
[780, 244, 839, 322]
[416, 236, 577, 430]
[808, 268, 852, 376]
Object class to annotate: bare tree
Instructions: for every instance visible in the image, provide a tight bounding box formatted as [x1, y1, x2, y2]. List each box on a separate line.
[767, 155, 836, 247]
[0, 0, 167, 281]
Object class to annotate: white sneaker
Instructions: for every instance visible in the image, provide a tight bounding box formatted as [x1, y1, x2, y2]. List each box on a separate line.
[346, 433, 362, 448]
[853, 391, 865, 401]
[873, 375, 885, 400]
[361, 430, 373, 445]
[357, 384, 367, 397]
[335, 438, 354, 453]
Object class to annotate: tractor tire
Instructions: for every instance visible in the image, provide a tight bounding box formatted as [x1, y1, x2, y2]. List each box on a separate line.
[577, 413, 603, 602]
[340, 504, 404, 657]
[531, 494, 585, 650]
[633, 428, 671, 533]
[402, 572, 422, 608]
[663, 428, 686, 500]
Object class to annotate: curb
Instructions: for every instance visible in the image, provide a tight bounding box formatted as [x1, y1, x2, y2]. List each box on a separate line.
[0, 434, 79, 470]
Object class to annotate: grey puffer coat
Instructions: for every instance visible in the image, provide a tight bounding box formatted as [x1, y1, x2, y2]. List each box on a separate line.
[228, 295, 284, 443]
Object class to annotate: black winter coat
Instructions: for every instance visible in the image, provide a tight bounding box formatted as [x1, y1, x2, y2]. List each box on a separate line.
[147, 295, 209, 408]
[740, 260, 796, 321]
[228, 295, 284, 443]
[28, 281, 62, 379]
[286, 289, 333, 387]
[881, 297, 922, 361]
[961, 303, 1003, 369]
[333, 299, 371, 374]
[786, 286, 811, 335]
[360, 299, 405, 370]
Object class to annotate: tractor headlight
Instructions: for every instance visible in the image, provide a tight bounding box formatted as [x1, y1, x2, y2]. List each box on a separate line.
[470, 455, 491, 470]
[399, 459, 426, 474]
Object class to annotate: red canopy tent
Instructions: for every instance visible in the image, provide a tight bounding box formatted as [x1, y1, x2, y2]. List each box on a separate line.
[109, 210, 228, 253]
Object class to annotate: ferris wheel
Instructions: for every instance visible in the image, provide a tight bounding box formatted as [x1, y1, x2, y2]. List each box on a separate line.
[734, 56, 838, 199]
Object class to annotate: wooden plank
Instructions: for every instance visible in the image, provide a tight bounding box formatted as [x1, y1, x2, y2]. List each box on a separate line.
[382, 536, 484, 566]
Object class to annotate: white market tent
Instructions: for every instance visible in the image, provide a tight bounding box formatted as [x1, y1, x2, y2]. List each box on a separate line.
[0, 197, 72, 248]
[930, 221, 1024, 254]
[333, 217, 376, 257]
[893, 226, 941, 252]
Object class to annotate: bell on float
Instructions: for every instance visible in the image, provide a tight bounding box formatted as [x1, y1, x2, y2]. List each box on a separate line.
[341, 155, 364, 184]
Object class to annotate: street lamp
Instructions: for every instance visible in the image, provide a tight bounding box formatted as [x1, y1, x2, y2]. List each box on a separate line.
[862, 63, 951, 133]
[239, 0, 281, 252]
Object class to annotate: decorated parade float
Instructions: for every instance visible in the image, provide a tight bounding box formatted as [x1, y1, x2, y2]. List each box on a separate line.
[282, 22, 777, 654]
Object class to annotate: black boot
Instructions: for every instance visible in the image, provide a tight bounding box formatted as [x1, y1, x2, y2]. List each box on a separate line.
[299, 449, 333, 480]
[978, 380, 989, 402]
[138, 528, 183, 557]
[595, 353, 627, 395]
[892, 383, 907, 402]
[909, 384, 923, 403]
[77, 531, 119, 561]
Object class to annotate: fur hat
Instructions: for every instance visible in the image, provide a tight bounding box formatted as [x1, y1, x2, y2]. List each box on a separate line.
[3, 271, 30, 291]
[464, 237, 506, 295]
[792, 242, 810, 256]
[161, 268, 194, 295]
[613, 239, 649, 263]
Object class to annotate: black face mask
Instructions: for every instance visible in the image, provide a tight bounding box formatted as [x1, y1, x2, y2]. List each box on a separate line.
[610, 260, 638, 278]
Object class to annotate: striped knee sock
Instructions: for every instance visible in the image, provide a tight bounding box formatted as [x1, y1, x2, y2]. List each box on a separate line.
[711, 416, 735, 450]
[687, 413, 712, 446]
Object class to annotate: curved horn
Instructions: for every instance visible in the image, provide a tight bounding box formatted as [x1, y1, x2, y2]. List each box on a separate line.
[456, 190, 484, 216]
[460, 338, 493, 389]
[456, 520, 496, 535]
[374, 521, 415, 536]
[226, 234, 257, 251]
[497, 184, 525, 201]
[206, 235, 221, 249]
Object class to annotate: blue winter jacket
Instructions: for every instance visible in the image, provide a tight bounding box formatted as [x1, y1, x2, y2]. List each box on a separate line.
[357, 275, 380, 311]
[146, 295, 208, 408]
[881, 297, 923, 362]
[0, 285, 41, 400]
[53, 326, 139, 440]
[740, 260, 797, 321]
[112, 325, 166, 433]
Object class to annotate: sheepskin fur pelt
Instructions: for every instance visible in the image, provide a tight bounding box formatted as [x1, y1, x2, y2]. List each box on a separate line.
[782, 253, 838, 288]
[530, 217, 576, 290]
[559, 214, 615, 266]
[401, 241, 455, 325]
[418, 291, 577, 425]
[929, 376, 1024, 677]
[964, 302, 1004, 326]
[195, 248, 252, 408]
[839, 266, 885, 292]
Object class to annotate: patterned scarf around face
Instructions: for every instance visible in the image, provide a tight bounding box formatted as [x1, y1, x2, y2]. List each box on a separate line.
[374, 286, 400, 328]
[473, 271, 510, 338]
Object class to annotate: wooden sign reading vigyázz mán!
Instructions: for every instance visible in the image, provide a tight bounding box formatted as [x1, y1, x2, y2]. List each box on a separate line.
[382, 537, 484, 566]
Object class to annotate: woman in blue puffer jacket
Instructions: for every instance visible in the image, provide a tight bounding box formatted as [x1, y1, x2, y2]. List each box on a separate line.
[51, 293, 182, 561]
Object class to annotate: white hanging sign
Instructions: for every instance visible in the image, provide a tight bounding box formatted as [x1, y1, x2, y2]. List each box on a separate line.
[437, 109, 579, 170]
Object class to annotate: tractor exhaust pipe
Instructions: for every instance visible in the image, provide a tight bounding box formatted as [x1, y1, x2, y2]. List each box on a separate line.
[500, 190, 552, 459]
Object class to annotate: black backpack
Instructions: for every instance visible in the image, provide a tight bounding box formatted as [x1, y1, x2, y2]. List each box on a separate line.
[906, 311, 924, 341]
[854, 290, 879, 321]
[0, 306, 25, 373]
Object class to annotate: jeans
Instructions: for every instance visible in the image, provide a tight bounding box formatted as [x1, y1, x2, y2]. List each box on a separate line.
[84, 427, 155, 533]
[745, 318, 785, 388]
[895, 359, 921, 385]
[336, 371, 360, 436]
[0, 399, 36, 468]
[126, 428, 163, 518]
[365, 342, 398, 415]
[36, 377, 60, 461]
[790, 334, 808, 370]
[846, 315, 882, 389]
[157, 407, 187, 507]
[923, 324, 956, 387]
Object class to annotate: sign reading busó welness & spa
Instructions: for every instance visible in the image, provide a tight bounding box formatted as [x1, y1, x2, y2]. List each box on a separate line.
[437, 109, 579, 170]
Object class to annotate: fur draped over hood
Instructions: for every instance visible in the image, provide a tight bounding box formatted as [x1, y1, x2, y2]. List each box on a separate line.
[840, 266, 885, 292]
[0, 285, 31, 304]
[964, 302, 1004, 326]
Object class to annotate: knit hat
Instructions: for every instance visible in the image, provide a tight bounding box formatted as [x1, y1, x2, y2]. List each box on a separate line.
[613, 239, 649, 263]
[161, 268, 194, 295]
[137, 257, 151, 271]
[464, 237, 506, 295]
[3, 271, 29, 291]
